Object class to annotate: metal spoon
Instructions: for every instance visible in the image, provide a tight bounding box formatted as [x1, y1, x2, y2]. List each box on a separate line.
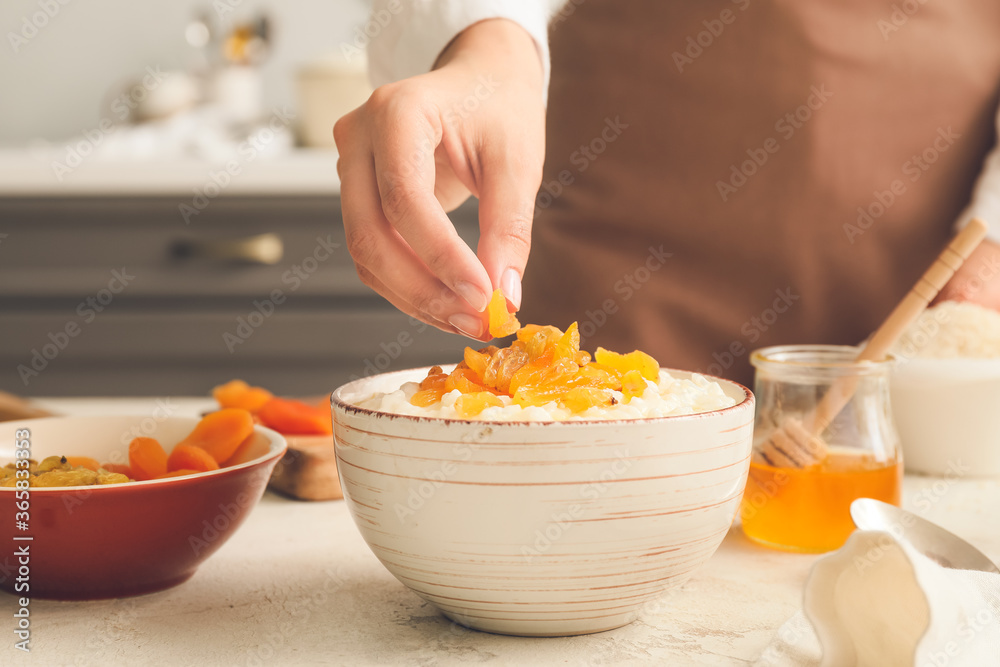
[850, 498, 1000, 574]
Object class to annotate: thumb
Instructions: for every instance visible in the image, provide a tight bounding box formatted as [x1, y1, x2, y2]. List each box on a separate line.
[476, 156, 542, 311]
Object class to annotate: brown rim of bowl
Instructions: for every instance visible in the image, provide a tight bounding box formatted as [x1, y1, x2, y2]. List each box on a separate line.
[331, 365, 754, 427]
[0, 417, 287, 493]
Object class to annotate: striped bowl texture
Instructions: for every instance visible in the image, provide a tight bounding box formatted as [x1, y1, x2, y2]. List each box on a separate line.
[332, 367, 754, 637]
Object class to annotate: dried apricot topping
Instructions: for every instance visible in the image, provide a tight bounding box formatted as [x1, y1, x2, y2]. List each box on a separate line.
[454, 392, 504, 418]
[562, 387, 616, 413]
[407, 317, 662, 417]
[487, 289, 520, 338]
[622, 369, 647, 401]
[410, 388, 446, 407]
[594, 347, 660, 381]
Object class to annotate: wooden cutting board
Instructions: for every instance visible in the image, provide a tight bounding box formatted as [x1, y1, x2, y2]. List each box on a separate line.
[0, 391, 53, 421]
[267, 434, 343, 501]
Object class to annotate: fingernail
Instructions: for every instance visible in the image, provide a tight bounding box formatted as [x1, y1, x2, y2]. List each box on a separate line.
[454, 281, 490, 312]
[448, 313, 485, 339]
[501, 268, 522, 310]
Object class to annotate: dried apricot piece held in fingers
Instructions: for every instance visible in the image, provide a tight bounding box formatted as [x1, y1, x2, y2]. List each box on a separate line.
[487, 289, 520, 338]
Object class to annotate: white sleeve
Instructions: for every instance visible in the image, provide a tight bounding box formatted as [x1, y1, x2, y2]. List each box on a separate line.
[955, 104, 1000, 242]
[366, 1, 559, 96]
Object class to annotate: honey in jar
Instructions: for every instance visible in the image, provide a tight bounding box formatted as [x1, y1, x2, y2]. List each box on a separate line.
[741, 448, 902, 553]
[741, 345, 903, 553]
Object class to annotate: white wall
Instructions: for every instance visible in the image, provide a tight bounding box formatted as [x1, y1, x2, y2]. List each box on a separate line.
[0, 0, 371, 145]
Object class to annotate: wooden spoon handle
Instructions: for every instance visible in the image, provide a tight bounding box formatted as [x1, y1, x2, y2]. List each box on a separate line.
[811, 218, 989, 433]
[860, 218, 988, 362]
[0, 391, 54, 421]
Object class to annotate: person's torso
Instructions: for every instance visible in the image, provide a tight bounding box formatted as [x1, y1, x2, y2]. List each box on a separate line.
[523, 0, 1000, 385]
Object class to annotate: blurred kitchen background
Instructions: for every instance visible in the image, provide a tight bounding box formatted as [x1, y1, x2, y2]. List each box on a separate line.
[0, 0, 477, 396]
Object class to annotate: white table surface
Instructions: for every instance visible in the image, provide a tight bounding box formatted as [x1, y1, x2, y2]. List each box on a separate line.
[7, 398, 1000, 666]
[0, 149, 340, 197]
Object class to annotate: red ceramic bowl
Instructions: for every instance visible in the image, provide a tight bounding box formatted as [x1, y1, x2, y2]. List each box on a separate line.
[0, 415, 286, 600]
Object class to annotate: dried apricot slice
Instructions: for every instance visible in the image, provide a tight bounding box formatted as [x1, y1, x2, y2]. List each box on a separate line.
[562, 387, 616, 413]
[464, 347, 491, 377]
[410, 388, 446, 407]
[167, 444, 220, 473]
[454, 392, 504, 418]
[594, 347, 660, 381]
[213, 379, 274, 412]
[180, 408, 257, 461]
[552, 322, 580, 361]
[622, 369, 647, 401]
[128, 437, 168, 481]
[487, 289, 520, 338]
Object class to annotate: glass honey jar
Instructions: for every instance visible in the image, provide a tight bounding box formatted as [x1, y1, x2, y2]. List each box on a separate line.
[740, 345, 902, 553]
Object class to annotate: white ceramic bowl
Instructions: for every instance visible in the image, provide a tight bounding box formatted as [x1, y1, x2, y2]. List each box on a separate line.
[890, 358, 1000, 476]
[332, 367, 754, 636]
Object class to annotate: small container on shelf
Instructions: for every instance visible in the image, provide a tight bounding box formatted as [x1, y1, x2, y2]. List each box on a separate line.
[740, 345, 902, 553]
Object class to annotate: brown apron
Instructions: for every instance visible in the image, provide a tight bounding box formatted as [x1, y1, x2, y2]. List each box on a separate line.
[521, 0, 1000, 386]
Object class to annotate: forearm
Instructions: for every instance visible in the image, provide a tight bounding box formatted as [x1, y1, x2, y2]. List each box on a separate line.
[955, 101, 1000, 241]
[366, 0, 558, 99]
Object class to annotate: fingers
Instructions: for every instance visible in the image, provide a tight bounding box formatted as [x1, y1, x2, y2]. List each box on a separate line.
[370, 104, 492, 314]
[339, 152, 490, 339]
[475, 148, 542, 310]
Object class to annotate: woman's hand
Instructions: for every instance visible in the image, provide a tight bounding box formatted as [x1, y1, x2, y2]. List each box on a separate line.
[937, 237, 1000, 310]
[334, 19, 545, 340]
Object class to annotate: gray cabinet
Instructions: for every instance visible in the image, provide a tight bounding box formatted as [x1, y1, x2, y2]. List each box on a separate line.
[0, 196, 479, 396]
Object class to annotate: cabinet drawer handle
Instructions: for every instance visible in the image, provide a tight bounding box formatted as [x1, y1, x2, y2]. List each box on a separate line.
[170, 233, 284, 265]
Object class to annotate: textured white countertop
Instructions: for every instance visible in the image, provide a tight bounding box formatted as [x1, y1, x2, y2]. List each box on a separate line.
[8, 398, 1000, 666]
[0, 149, 340, 197]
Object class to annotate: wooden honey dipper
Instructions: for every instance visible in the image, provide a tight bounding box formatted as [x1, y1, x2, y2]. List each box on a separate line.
[756, 218, 990, 468]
